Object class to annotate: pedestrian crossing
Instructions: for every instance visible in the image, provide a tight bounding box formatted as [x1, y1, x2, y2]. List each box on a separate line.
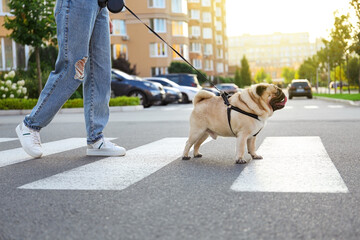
[0, 137, 348, 193]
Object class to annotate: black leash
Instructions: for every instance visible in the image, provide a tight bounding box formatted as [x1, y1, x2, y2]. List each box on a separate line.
[103, 2, 261, 136]
[123, 5, 222, 93]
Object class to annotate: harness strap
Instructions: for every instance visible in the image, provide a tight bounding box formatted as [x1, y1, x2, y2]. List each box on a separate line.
[222, 92, 261, 137]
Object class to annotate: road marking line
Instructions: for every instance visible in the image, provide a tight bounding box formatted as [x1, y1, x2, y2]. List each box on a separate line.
[0, 138, 17, 143]
[19, 138, 204, 190]
[230, 137, 348, 193]
[328, 105, 344, 108]
[304, 105, 319, 109]
[0, 138, 91, 168]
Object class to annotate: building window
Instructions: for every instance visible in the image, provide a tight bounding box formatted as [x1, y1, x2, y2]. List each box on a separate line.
[150, 18, 166, 33]
[216, 62, 224, 73]
[171, 0, 187, 14]
[113, 44, 128, 59]
[190, 9, 200, 20]
[202, 0, 211, 7]
[204, 44, 213, 55]
[216, 34, 223, 44]
[215, 21, 222, 31]
[216, 48, 223, 58]
[172, 44, 189, 60]
[203, 28, 212, 39]
[192, 59, 202, 69]
[151, 67, 168, 76]
[191, 43, 201, 53]
[150, 43, 167, 57]
[112, 20, 127, 36]
[188, 0, 200, 3]
[148, 0, 165, 8]
[215, 7, 222, 17]
[1, 0, 10, 13]
[0, 38, 27, 70]
[204, 60, 213, 71]
[172, 21, 188, 37]
[190, 26, 201, 38]
[202, 12, 212, 23]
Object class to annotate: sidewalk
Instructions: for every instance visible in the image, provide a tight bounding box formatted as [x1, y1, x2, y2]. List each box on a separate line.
[0, 105, 144, 116]
[313, 96, 360, 107]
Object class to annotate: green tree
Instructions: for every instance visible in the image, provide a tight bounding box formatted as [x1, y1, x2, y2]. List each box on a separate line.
[298, 56, 319, 85]
[281, 67, 296, 85]
[168, 61, 208, 85]
[4, 0, 56, 96]
[168, 61, 194, 74]
[240, 55, 251, 86]
[112, 56, 137, 75]
[347, 57, 359, 87]
[329, 13, 353, 93]
[350, 0, 360, 92]
[254, 68, 268, 83]
[234, 66, 241, 87]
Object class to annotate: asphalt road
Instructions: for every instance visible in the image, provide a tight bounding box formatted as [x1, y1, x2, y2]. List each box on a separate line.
[0, 97, 360, 240]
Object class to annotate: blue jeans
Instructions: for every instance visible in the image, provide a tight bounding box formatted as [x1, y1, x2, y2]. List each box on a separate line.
[24, 0, 111, 144]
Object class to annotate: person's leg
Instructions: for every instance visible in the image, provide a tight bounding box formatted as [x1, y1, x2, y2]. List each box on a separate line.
[24, 0, 99, 130]
[83, 7, 111, 144]
[17, 0, 100, 157]
[84, 7, 125, 156]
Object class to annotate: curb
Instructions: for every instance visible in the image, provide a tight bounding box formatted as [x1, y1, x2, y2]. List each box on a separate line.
[0, 105, 144, 116]
[314, 96, 360, 107]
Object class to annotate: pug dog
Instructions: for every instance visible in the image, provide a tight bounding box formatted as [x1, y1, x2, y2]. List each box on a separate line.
[182, 83, 287, 164]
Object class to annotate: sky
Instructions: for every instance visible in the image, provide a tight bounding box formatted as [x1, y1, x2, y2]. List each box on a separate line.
[226, 0, 355, 42]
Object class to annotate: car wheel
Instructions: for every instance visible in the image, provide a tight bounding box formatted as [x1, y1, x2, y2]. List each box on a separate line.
[181, 93, 189, 103]
[289, 95, 293, 99]
[129, 90, 149, 107]
[308, 95, 313, 99]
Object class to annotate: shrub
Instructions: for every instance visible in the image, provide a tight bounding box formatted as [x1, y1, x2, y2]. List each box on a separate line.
[0, 96, 140, 110]
[0, 71, 28, 99]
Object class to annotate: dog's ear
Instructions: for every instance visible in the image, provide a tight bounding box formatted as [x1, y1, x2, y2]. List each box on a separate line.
[256, 85, 267, 97]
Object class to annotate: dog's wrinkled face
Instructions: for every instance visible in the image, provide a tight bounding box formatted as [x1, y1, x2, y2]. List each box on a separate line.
[256, 84, 287, 111]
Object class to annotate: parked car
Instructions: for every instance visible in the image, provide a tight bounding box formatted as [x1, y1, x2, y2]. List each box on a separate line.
[145, 77, 199, 103]
[215, 83, 239, 95]
[155, 73, 201, 89]
[111, 69, 165, 108]
[288, 79, 312, 99]
[203, 87, 220, 96]
[144, 77, 182, 105]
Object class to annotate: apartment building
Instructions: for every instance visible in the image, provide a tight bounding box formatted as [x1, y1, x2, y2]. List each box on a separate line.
[0, 0, 229, 78]
[0, 0, 31, 71]
[110, 0, 228, 78]
[228, 32, 323, 79]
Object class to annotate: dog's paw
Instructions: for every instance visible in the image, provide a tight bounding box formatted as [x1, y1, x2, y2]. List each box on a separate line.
[182, 156, 191, 160]
[194, 153, 203, 158]
[236, 158, 247, 164]
[251, 154, 263, 160]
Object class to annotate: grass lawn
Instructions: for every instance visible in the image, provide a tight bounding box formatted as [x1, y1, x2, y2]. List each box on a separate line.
[313, 93, 360, 101]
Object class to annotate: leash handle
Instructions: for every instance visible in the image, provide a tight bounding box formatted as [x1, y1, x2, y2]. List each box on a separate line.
[124, 5, 222, 93]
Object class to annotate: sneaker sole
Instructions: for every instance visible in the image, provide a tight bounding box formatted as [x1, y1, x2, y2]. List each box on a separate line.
[15, 125, 43, 158]
[86, 149, 126, 157]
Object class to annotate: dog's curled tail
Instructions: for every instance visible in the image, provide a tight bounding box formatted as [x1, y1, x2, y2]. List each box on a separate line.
[193, 90, 215, 105]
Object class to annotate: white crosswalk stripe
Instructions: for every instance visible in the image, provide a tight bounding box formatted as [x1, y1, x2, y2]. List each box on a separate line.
[1, 136, 347, 194]
[19, 138, 193, 190]
[0, 138, 89, 168]
[304, 105, 319, 109]
[230, 136, 348, 193]
[0, 138, 17, 143]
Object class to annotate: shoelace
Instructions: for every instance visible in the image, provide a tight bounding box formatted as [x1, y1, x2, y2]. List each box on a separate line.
[29, 129, 41, 145]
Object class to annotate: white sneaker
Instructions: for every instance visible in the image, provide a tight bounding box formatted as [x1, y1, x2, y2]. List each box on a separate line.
[15, 122, 43, 158]
[86, 138, 126, 156]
